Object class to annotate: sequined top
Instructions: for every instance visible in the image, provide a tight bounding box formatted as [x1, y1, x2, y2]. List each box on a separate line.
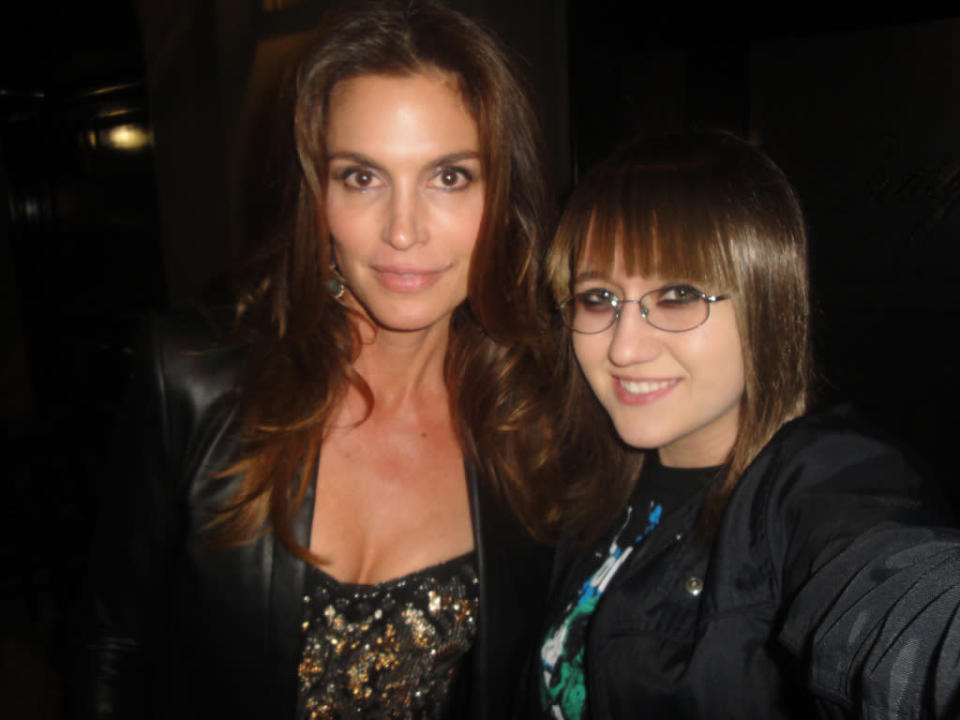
[297, 552, 479, 719]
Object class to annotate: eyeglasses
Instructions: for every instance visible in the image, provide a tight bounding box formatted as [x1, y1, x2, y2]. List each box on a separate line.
[559, 284, 730, 334]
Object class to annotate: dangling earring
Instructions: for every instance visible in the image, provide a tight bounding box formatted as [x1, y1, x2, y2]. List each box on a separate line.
[327, 262, 345, 300]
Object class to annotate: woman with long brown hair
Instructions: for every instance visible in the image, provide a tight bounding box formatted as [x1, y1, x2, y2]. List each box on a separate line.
[83, 2, 560, 718]
[536, 131, 960, 719]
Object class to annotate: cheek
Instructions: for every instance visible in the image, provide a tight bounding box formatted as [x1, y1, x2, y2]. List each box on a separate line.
[700, 305, 746, 393]
[325, 185, 384, 239]
[572, 334, 609, 385]
[708, 329, 746, 403]
[324, 196, 349, 248]
[326, 202, 364, 246]
[433, 194, 485, 249]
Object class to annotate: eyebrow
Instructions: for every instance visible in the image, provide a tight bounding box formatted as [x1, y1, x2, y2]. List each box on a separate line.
[326, 150, 482, 171]
[432, 151, 482, 165]
[326, 152, 385, 173]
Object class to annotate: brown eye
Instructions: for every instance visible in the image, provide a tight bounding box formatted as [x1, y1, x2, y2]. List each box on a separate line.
[431, 166, 472, 190]
[576, 289, 617, 312]
[656, 284, 702, 305]
[335, 166, 381, 190]
[352, 170, 373, 187]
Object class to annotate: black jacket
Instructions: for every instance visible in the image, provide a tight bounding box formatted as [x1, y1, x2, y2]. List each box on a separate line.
[545, 410, 960, 719]
[82, 312, 551, 719]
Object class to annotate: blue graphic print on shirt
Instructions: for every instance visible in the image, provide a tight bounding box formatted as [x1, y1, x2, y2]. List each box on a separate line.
[540, 503, 663, 720]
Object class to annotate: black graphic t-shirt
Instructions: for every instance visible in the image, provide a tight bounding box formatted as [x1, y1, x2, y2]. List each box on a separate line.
[539, 458, 719, 719]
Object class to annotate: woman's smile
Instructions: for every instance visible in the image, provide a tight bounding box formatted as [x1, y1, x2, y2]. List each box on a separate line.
[613, 376, 679, 404]
[371, 264, 451, 293]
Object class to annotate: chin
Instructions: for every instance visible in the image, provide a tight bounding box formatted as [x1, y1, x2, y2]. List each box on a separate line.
[608, 417, 659, 451]
[345, 289, 455, 331]
[367, 304, 458, 334]
[609, 410, 687, 453]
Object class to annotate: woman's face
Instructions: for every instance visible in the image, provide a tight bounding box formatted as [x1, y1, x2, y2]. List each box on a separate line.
[571, 252, 745, 468]
[324, 72, 484, 336]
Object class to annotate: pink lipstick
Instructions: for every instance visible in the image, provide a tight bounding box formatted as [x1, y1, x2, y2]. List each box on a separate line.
[613, 377, 678, 405]
[372, 265, 445, 293]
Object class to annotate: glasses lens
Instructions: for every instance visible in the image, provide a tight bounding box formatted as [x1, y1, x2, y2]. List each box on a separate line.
[567, 290, 617, 333]
[644, 285, 708, 332]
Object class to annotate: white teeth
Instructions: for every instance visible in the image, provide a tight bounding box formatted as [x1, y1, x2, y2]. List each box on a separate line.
[619, 379, 673, 395]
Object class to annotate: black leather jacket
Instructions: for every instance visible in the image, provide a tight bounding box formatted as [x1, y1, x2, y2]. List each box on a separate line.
[542, 410, 960, 719]
[82, 312, 551, 719]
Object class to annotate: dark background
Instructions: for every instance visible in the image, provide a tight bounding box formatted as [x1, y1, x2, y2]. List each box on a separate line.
[2, 1, 959, 716]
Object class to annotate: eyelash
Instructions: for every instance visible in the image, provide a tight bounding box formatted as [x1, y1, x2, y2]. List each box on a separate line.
[573, 283, 706, 300]
[331, 165, 476, 191]
[432, 166, 473, 189]
[335, 167, 377, 190]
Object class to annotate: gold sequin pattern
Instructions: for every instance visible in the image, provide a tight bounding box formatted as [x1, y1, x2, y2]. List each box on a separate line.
[296, 553, 478, 719]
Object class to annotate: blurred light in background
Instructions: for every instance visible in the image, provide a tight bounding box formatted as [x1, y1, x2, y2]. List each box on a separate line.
[104, 123, 151, 150]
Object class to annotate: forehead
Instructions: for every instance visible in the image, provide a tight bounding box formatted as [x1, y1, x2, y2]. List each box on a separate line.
[325, 72, 478, 156]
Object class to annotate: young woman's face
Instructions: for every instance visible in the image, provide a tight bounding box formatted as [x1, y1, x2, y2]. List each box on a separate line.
[325, 72, 484, 335]
[571, 253, 745, 468]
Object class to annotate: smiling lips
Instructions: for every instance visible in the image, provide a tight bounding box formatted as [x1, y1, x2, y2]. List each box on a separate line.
[614, 377, 679, 405]
[372, 265, 447, 293]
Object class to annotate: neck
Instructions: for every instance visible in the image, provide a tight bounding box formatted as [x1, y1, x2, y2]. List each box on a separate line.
[351, 317, 452, 410]
[657, 440, 731, 469]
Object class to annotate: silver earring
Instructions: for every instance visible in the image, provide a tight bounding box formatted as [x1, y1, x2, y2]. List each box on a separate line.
[327, 264, 345, 300]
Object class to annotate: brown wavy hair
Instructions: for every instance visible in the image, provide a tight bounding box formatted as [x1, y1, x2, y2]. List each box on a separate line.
[546, 131, 811, 539]
[213, 0, 563, 557]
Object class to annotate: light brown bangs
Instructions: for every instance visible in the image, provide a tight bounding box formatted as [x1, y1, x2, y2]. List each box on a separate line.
[572, 179, 738, 294]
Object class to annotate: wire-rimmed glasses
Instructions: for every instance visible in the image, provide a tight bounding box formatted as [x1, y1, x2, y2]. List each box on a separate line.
[559, 284, 730, 334]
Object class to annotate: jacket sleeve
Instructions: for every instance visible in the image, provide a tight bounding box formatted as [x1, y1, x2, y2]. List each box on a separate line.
[769, 415, 960, 719]
[79, 314, 207, 719]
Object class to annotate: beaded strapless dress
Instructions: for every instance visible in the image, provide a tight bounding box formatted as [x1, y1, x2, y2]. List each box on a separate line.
[296, 552, 478, 719]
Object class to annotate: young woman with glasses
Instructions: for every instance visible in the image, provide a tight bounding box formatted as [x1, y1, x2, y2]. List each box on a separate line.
[82, 2, 562, 718]
[535, 131, 960, 719]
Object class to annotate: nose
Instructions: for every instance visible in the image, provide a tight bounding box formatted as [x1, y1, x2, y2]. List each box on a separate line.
[383, 183, 424, 250]
[607, 302, 662, 367]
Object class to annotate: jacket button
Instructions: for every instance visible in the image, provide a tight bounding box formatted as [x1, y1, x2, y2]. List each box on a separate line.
[684, 576, 704, 597]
